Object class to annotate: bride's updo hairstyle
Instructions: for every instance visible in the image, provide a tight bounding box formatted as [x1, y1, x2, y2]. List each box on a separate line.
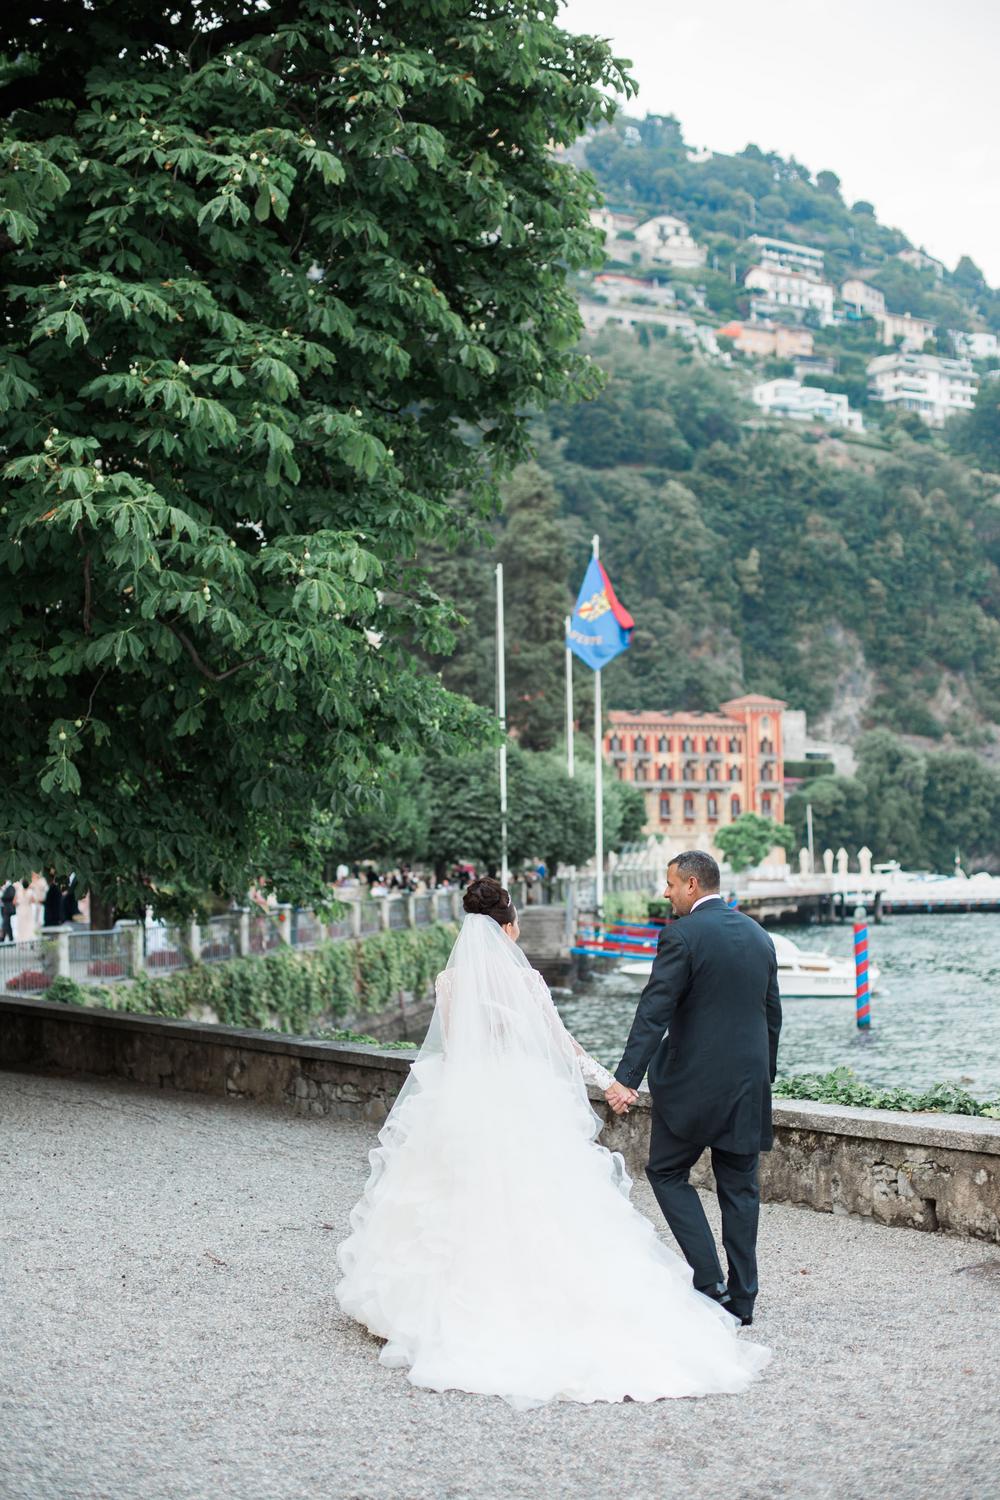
[463, 876, 516, 928]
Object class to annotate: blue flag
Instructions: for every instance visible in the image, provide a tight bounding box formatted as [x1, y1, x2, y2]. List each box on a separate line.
[567, 557, 634, 671]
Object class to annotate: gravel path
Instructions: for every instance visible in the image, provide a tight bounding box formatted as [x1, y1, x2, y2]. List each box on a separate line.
[1, 1069, 997, 1500]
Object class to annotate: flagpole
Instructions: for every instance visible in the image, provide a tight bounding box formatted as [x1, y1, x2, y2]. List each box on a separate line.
[496, 562, 509, 888]
[564, 614, 575, 779]
[591, 534, 604, 917]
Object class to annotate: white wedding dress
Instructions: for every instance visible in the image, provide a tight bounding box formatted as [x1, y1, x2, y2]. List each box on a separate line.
[335, 914, 770, 1408]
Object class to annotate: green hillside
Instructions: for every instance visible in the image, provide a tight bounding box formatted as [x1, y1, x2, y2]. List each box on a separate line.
[580, 113, 1000, 337]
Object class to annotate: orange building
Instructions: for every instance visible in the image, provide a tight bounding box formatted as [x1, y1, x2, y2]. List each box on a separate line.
[716, 322, 814, 360]
[605, 695, 786, 855]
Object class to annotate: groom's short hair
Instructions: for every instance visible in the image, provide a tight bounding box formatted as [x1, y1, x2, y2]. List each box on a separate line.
[668, 850, 720, 891]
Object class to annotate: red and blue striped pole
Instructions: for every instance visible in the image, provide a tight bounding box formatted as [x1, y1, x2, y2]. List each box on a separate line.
[853, 904, 871, 1029]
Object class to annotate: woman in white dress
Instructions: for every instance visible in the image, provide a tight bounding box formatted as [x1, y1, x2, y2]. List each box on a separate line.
[336, 878, 770, 1409]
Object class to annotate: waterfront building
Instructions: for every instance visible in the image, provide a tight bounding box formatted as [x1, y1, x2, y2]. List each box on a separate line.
[866, 351, 978, 426]
[604, 695, 786, 854]
[716, 321, 814, 359]
[874, 309, 935, 349]
[841, 278, 886, 318]
[633, 213, 707, 269]
[752, 378, 864, 431]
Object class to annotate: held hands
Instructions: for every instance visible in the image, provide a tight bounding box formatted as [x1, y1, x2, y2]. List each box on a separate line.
[604, 1081, 638, 1116]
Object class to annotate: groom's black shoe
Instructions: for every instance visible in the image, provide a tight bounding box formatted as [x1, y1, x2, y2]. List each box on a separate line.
[697, 1281, 734, 1310]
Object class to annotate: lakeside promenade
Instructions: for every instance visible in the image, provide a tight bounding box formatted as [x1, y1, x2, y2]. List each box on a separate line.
[3, 1070, 996, 1500]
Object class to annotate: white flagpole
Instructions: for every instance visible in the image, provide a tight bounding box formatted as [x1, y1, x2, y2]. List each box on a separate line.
[591, 535, 604, 917]
[496, 562, 509, 888]
[565, 613, 575, 779]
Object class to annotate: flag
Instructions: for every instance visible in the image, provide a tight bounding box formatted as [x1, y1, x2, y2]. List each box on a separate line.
[566, 557, 634, 671]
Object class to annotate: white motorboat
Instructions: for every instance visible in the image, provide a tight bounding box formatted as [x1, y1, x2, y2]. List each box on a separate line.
[620, 930, 879, 999]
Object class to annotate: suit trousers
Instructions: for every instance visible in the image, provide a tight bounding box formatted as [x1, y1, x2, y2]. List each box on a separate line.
[645, 1099, 761, 1317]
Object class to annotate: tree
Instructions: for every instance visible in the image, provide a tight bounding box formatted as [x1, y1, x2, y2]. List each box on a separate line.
[0, 1, 633, 917]
[950, 379, 1000, 472]
[854, 731, 928, 866]
[715, 814, 795, 872]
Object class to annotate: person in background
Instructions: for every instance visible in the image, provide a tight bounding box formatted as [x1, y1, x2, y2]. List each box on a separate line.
[43, 871, 65, 928]
[1, 882, 16, 943]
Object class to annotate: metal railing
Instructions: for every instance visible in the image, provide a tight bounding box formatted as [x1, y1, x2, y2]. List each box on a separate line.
[1, 876, 669, 998]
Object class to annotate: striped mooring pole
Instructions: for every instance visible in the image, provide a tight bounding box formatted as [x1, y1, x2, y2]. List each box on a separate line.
[853, 904, 871, 1029]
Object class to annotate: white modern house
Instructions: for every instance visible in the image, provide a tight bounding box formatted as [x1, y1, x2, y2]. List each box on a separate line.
[866, 352, 978, 426]
[752, 378, 864, 431]
[950, 330, 1000, 361]
[633, 214, 707, 269]
[841, 278, 886, 318]
[749, 235, 826, 278]
[745, 265, 835, 323]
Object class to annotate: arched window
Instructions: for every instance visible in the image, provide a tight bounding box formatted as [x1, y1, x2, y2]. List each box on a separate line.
[759, 736, 773, 755]
[635, 763, 648, 782]
[683, 795, 695, 820]
[729, 764, 741, 781]
[609, 734, 622, 752]
[706, 736, 717, 753]
[761, 762, 773, 782]
[681, 735, 693, 753]
[731, 794, 741, 817]
[761, 716, 770, 731]
[657, 764, 669, 782]
[657, 735, 670, 753]
[707, 761, 720, 781]
[761, 793, 772, 816]
[634, 734, 647, 753]
[707, 795, 719, 819]
[682, 761, 696, 782]
[658, 794, 670, 820]
[728, 736, 740, 753]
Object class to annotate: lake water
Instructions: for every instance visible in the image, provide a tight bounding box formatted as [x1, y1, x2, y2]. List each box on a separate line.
[554, 913, 1000, 1102]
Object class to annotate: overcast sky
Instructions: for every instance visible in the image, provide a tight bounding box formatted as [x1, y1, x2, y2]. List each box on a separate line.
[559, 0, 1000, 286]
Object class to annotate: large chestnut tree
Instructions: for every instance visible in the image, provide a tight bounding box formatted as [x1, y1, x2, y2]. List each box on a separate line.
[0, 1, 631, 916]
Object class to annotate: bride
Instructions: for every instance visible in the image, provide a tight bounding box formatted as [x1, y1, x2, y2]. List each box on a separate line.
[335, 877, 770, 1408]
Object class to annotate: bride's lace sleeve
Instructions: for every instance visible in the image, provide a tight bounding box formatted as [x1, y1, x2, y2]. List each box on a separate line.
[434, 970, 453, 1046]
[528, 970, 615, 1092]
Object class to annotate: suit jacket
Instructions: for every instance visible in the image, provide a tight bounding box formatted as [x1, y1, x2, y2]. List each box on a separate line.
[614, 899, 781, 1154]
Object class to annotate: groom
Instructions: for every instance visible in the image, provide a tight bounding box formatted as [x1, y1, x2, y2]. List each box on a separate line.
[605, 850, 781, 1326]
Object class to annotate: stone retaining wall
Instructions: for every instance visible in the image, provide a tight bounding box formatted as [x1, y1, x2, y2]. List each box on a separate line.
[3, 995, 997, 1243]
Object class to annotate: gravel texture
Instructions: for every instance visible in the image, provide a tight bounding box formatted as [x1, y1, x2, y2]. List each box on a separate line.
[1, 1068, 997, 1500]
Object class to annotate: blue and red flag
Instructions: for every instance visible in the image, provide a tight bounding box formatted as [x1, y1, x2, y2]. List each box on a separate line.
[566, 557, 634, 671]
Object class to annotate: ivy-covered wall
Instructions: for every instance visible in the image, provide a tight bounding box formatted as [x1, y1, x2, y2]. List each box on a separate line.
[44, 924, 458, 1037]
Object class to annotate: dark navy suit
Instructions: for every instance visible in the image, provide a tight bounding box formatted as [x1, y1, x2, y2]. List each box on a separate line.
[614, 897, 781, 1317]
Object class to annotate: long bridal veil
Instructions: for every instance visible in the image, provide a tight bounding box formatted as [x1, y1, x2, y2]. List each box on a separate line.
[335, 913, 770, 1408]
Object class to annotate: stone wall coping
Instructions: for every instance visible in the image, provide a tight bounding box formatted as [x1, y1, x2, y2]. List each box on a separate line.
[581, 1084, 1000, 1156]
[4, 994, 998, 1156]
[0, 994, 413, 1074]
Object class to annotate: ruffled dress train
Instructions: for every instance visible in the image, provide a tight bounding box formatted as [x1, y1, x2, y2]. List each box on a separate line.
[335, 1035, 771, 1409]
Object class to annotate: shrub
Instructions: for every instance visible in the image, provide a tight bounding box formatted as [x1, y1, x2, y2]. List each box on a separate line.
[774, 1066, 1000, 1119]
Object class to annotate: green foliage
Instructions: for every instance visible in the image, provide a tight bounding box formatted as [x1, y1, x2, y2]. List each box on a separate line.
[40, 924, 457, 1032]
[774, 1066, 1000, 1118]
[787, 732, 1000, 869]
[309, 1027, 418, 1051]
[0, 1, 633, 912]
[949, 379, 1000, 473]
[715, 814, 795, 871]
[356, 924, 457, 1014]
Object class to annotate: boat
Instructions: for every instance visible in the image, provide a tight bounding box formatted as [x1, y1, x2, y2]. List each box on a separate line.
[620, 930, 880, 999]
